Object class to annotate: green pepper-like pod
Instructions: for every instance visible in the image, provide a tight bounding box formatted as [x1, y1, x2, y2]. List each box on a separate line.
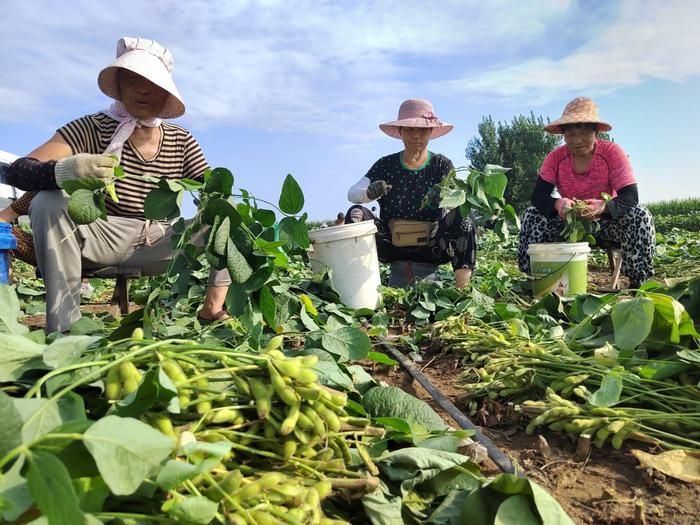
[280, 402, 301, 435]
[249, 377, 274, 419]
[204, 469, 243, 501]
[268, 361, 299, 406]
[105, 366, 122, 400]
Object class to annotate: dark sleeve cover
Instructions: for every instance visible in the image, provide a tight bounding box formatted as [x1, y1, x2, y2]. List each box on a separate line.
[10, 191, 37, 215]
[5, 158, 59, 191]
[531, 177, 558, 219]
[606, 183, 638, 219]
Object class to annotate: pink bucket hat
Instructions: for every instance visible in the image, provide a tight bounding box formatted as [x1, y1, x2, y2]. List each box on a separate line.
[544, 97, 612, 134]
[379, 99, 453, 139]
[97, 37, 185, 119]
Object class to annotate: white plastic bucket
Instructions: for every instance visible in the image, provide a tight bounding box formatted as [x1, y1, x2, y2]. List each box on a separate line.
[527, 242, 591, 298]
[308, 222, 381, 309]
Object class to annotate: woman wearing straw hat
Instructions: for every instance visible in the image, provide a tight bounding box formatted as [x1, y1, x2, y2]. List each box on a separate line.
[5, 37, 232, 332]
[346, 99, 477, 288]
[517, 97, 655, 288]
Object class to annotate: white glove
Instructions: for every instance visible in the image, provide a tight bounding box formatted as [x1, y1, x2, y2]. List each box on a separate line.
[54, 153, 117, 188]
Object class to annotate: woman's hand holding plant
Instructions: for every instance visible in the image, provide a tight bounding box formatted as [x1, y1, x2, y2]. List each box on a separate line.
[554, 197, 575, 220]
[581, 198, 606, 220]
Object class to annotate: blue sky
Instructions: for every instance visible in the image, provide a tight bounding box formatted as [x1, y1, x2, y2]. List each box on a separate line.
[1, 0, 698, 220]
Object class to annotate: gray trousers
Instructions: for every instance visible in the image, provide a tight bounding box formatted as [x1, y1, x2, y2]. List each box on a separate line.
[29, 190, 231, 333]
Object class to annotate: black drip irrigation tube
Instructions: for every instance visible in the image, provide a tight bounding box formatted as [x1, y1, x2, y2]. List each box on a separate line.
[379, 337, 521, 476]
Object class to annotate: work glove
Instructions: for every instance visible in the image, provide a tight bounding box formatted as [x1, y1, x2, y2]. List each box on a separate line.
[54, 153, 117, 188]
[554, 197, 575, 220]
[366, 180, 392, 200]
[581, 198, 606, 220]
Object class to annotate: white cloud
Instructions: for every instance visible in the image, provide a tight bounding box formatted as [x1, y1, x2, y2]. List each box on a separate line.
[0, 0, 572, 135]
[449, 0, 700, 102]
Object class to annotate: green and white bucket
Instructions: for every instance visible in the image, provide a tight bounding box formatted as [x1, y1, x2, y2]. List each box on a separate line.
[527, 242, 591, 298]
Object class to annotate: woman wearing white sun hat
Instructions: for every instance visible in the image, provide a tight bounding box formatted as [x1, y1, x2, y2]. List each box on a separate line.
[5, 37, 232, 332]
[346, 99, 477, 288]
[517, 97, 655, 288]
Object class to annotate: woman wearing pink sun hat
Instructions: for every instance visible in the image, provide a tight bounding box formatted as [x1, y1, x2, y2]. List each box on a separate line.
[346, 99, 477, 288]
[517, 97, 655, 289]
[4, 37, 232, 332]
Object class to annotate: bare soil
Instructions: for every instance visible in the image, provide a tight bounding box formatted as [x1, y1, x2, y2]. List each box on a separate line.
[368, 344, 700, 525]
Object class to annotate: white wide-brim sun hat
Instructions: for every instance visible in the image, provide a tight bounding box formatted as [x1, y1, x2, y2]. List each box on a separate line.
[97, 37, 185, 119]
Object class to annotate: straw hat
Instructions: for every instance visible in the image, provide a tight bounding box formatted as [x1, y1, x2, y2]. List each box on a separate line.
[544, 97, 612, 134]
[379, 99, 453, 139]
[98, 37, 185, 119]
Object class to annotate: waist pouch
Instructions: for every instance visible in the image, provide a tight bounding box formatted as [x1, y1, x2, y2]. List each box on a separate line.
[389, 219, 435, 247]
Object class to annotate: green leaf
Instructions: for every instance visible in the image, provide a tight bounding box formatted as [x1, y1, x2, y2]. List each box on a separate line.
[373, 417, 412, 434]
[0, 457, 32, 522]
[588, 369, 623, 407]
[115, 367, 179, 417]
[529, 479, 576, 525]
[67, 189, 104, 225]
[439, 187, 467, 209]
[35, 420, 98, 479]
[259, 286, 276, 328]
[241, 265, 273, 293]
[202, 198, 241, 227]
[61, 178, 106, 195]
[366, 351, 398, 366]
[69, 317, 103, 335]
[0, 284, 29, 334]
[361, 482, 404, 525]
[0, 333, 46, 381]
[376, 447, 481, 495]
[205, 167, 234, 196]
[43, 336, 102, 369]
[278, 174, 305, 214]
[253, 208, 276, 227]
[611, 297, 655, 350]
[157, 441, 231, 491]
[213, 216, 231, 256]
[0, 391, 23, 460]
[226, 238, 253, 284]
[167, 496, 219, 524]
[426, 489, 471, 524]
[279, 215, 310, 249]
[26, 450, 88, 525]
[144, 188, 180, 220]
[495, 494, 540, 525]
[72, 476, 110, 513]
[647, 292, 686, 343]
[83, 415, 175, 495]
[300, 303, 320, 331]
[15, 394, 86, 444]
[312, 358, 356, 391]
[363, 386, 447, 430]
[321, 326, 371, 362]
[503, 204, 520, 228]
[483, 171, 508, 201]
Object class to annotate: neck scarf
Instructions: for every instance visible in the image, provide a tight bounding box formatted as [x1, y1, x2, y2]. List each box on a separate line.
[101, 102, 162, 159]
